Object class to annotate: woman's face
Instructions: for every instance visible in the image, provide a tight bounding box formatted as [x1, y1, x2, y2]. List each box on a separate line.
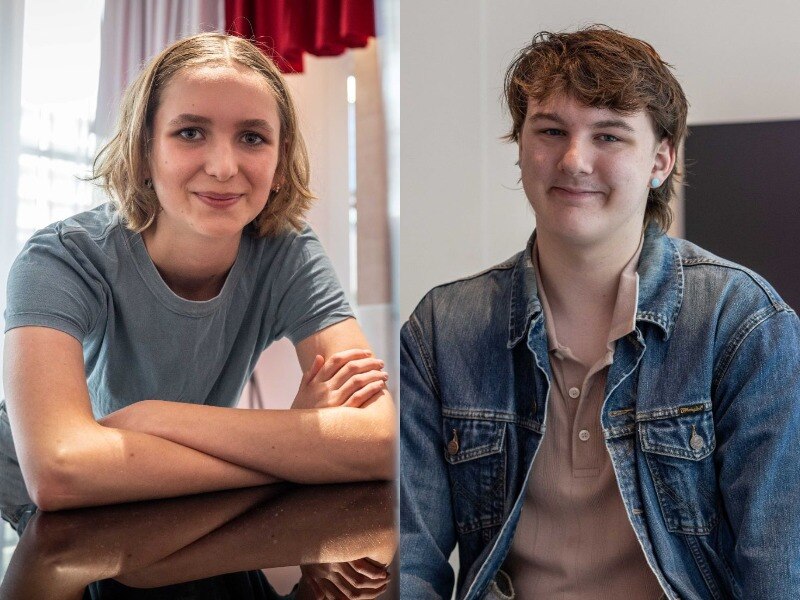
[146, 63, 281, 243]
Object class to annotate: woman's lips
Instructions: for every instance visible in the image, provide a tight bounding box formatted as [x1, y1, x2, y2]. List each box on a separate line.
[194, 192, 242, 206]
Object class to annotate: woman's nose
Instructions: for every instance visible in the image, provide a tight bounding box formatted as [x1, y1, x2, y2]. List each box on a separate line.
[204, 141, 238, 181]
[557, 138, 593, 176]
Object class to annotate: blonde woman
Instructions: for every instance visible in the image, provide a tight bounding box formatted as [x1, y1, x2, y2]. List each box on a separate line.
[0, 32, 395, 516]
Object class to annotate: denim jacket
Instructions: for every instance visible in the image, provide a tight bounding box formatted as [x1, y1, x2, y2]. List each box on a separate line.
[400, 225, 800, 600]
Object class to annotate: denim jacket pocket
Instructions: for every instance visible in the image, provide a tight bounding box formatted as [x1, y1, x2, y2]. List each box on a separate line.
[638, 405, 719, 535]
[443, 415, 506, 536]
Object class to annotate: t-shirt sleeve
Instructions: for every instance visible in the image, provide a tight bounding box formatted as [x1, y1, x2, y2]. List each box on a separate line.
[4, 226, 105, 343]
[267, 226, 355, 345]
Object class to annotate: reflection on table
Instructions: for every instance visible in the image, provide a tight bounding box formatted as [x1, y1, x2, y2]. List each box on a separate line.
[0, 481, 396, 599]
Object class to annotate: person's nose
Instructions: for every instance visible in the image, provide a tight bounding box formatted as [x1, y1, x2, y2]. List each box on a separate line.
[557, 137, 593, 177]
[204, 140, 238, 181]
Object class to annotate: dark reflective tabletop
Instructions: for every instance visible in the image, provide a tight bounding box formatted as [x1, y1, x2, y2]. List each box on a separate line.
[0, 481, 397, 599]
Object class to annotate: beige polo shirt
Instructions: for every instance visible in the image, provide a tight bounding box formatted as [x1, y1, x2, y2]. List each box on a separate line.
[502, 236, 663, 599]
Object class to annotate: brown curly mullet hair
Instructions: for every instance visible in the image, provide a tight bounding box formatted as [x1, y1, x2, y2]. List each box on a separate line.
[504, 25, 688, 232]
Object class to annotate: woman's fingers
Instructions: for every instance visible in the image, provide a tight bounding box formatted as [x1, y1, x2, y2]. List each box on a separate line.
[339, 560, 389, 588]
[302, 355, 325, 384]
[322, 567, 387, 599]
[342, 379, 387, 408]
[328, 357, 386, 389]
[315, 349, 372, 382]
[336, 370, 388, 403]
[348, 557, 390, 579]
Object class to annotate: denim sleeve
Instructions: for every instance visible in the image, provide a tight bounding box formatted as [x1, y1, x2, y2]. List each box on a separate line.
[400, 315, 457, 599]
[713, 306, 800, 595]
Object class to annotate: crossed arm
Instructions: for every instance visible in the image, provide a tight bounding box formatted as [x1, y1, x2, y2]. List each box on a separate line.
[3, 318, 396, 511]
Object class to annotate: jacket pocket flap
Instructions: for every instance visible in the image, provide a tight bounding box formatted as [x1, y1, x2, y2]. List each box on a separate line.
[639, 406, 715, 460]
[442, 417, 505, 465]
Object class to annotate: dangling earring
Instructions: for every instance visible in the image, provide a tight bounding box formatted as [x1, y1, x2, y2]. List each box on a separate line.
[144, 179, 153, 190]
[650, 177, 661, 189]
[272, 184, 281, 194]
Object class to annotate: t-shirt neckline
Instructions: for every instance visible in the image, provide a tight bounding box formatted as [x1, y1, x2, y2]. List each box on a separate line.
[120, 217, 252, 317]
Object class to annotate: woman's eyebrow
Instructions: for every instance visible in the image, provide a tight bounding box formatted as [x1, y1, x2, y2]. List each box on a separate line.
[167, 114, 275, 134]
[167, 113, 212, 127]
[238, 118, 276, 134]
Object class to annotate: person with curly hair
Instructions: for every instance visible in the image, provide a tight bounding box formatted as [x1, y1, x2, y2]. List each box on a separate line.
[401, 25, 799, 600]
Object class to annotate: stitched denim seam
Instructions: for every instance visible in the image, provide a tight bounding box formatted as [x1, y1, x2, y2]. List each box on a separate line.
[408, 315, 442, 398]
[718, 543, 743, 597]
[636, 401, 713, 422]
[713, 306, 784, 390]
[605, 424, 636, 439]
[641, 438, 716, 461]
[684, 532, 724, 600]
[683, 258, 781, 308]
[440, 408, 541, 432]
[452, 471, 506, 534]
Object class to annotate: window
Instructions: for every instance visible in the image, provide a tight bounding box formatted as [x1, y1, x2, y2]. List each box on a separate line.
[16, 0, 104, 248]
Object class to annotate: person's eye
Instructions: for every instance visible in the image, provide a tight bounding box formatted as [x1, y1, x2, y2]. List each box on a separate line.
[598, 134, 620, 142]
[242, 132, 266, 146]
[541, 128, 564, 136]
[178, 128, 203, 141]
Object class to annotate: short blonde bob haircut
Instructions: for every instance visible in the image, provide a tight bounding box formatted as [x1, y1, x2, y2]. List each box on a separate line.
[92, 32, 313, 237]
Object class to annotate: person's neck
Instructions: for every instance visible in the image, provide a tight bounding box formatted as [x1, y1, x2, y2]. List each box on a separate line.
[141, 223, 241, 301]
[535, 226, 643, 322]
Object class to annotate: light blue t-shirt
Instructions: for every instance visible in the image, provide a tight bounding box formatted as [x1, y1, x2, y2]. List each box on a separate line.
[0, 203, 353, 494]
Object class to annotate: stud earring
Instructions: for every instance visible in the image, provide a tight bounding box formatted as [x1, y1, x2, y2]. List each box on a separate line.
[650, 177, 661, 188]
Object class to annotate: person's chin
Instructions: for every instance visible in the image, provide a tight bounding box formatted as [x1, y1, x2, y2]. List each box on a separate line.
[539, 217, 606, 246]
[192, 218, 248, 240]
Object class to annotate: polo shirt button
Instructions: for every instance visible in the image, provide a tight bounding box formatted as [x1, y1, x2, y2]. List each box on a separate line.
[568, 387, 581, 398]
[578, 429, 590, 441]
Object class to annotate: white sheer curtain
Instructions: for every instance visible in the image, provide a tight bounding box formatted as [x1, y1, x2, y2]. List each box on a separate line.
[0, 0, 24, 403]
[0, 0, 24, 567]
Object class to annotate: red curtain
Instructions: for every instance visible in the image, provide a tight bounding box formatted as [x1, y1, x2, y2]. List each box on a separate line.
[226, 0, 376, 73]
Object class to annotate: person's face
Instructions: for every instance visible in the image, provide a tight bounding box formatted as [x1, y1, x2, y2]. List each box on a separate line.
[518, 93, 675, 247]
[147, 63, 281, 243]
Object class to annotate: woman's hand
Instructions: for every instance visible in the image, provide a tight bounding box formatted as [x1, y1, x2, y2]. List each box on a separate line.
[292, 349, 388, 410]
[297, 559, 391, 600]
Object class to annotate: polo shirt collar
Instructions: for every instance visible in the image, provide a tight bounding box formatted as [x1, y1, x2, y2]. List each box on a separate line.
[507, 223, 684, 348]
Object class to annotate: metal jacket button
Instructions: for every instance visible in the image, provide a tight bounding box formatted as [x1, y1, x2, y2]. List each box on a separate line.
[447, 429, 459, 455]
[690, 425, 704, 450]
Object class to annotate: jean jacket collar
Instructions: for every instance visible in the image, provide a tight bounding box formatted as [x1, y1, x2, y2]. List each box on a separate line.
[507, 223, 684, 348]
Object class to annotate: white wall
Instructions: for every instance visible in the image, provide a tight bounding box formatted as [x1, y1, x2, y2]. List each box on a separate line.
[399, 0, 800, 319]
[244, 52, 354, 409]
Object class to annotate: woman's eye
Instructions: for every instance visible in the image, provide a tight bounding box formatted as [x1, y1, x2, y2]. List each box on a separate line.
[542, 128, 564, 136]
[178, 128, 202, 141]
[242, 132, 265, 145]
[599, 134, 620, 142]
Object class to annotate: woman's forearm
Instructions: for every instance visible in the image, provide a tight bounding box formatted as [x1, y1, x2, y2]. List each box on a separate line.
[102, 393, 397, 484]
[37, 423, 276, 511]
